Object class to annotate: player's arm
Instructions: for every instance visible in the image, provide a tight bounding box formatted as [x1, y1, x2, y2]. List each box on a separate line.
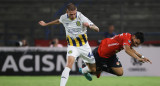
[39, 19, 61, 26]
[131, 48, 142, 57]
[80, 13, 99, 32]
[83, 22, 99, 32]
[131, 48, 152, 64]
[89, 24, 99, 32]
[124, 45, 142, 60]
[124, 45, 148, 63]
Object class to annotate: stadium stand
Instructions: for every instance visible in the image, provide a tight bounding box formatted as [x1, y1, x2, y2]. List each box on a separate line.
[0, 0, 160, 46]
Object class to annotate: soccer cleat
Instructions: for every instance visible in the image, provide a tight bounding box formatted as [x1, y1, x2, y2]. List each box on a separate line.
[79, 68, 92, 81]
[96, 72, 101, 78]
[84, 73, 92, 81]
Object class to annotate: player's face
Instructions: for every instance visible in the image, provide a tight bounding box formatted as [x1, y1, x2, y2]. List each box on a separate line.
[67, 10, 77, 20]
[131, 35, 141, 47]
[108, 25, 115, 33]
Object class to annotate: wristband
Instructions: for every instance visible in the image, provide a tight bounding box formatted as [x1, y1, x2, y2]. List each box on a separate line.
[141, 55, 145, 58]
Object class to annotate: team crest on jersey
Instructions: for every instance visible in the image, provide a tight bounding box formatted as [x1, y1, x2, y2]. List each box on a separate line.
[68, 50, 72, 54]
[76, 21, 81, 26]
[128, 40, 131, 43]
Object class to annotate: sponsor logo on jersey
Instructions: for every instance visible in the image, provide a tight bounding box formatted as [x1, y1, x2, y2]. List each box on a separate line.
[66, 23, 69, 26]
[128, 40, 131, 43]
[108, 43, 119, 47]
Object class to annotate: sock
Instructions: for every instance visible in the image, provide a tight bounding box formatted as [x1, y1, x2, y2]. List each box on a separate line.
[82, 66, 90, 74]
[60, 67, 71, 86]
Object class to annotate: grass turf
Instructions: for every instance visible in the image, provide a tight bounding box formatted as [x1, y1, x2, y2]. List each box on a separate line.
[0, 76, 160, 86]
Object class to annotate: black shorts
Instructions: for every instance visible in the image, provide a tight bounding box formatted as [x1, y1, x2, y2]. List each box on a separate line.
[93, 47, 122, 71]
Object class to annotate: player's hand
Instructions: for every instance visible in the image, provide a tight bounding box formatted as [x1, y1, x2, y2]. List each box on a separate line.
[138, 58, 152, 64]
[138, 58, 145, 63]
[143, 57, 152, 64]
[83, 22, 89, 27]
[39, 21, 47, 26]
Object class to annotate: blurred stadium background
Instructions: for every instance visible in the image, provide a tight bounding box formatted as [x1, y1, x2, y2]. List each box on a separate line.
[0, 0, 160, 86]
[0, 0, 160, 46]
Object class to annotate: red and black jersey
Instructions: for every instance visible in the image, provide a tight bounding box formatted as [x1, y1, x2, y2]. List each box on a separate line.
[98, 33, 132, 58]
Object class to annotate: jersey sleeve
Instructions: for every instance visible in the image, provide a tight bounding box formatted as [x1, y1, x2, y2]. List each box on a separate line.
[79, 12, 94, 25]
[59, 14, 64, 23]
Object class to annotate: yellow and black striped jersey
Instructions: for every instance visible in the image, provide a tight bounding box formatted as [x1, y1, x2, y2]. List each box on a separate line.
[66, 33, 88, 47]
[59, 11, 94, 47]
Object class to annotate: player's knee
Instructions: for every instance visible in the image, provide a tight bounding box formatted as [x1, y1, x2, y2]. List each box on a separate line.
[116, 72, 123, 76]
[66, 62, 74, 69]
[90, 68, 96, 73]
[66, 56, 75, 69]
[66, 63, 73, 69]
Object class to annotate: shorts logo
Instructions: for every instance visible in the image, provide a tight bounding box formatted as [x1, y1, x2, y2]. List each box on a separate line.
[116, 62, 120, 65]
[76, 21, 81, 26]
[68, 50, 72, 54]
[88, 52, 93, 58]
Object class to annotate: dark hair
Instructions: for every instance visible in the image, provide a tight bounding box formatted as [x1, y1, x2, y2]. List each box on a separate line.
[67, 3, 77, 11]
[134, 32, 144, 43]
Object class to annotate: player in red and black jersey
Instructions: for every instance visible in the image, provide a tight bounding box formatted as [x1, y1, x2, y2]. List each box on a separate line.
[94, 32, 152, 78]
[80, 32, 152, 79]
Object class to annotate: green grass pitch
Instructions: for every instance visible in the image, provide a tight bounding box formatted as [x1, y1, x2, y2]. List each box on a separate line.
[0, 76, 160, 86]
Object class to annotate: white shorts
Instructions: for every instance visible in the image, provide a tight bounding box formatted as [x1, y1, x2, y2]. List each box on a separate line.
[67, 42, 95, 64]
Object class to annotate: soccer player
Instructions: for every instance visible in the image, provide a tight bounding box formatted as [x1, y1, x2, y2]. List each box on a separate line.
[39, 3, 99, 86]
[80, 32, 152, 78]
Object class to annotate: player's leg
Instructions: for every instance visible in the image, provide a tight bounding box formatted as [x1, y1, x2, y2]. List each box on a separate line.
[92, 47, 103, 78]
[101, 55, 123, 76]
[111, 67, 123, 76]
[60, 46, 79, 86]
[102, 66, 123, 76]
[80, 47, 102, 78]
[79, 61, 97, 74]
[79, 60, 96, 81]
[83, 46, 97, 73]
[79, 64, 93, 81]
[79, 43, 96, 81]
[86, 63, 96, 73]
[80, 63, 96, 74]
[60, 56, 75, 86]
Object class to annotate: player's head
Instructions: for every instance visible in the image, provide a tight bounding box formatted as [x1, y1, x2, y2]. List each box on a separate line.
[66, 3, 77, 20]
[131, 32, 144, 47]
